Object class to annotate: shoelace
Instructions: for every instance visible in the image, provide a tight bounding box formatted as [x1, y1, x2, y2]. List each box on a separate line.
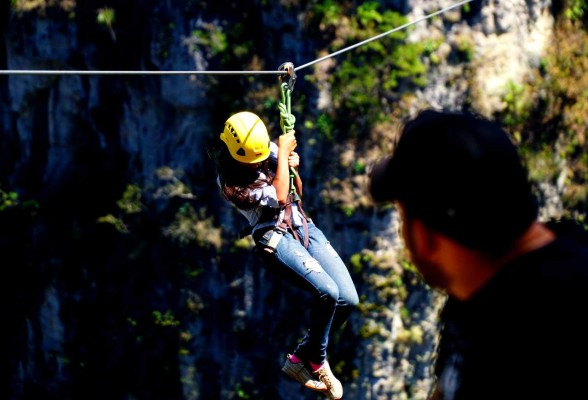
[317, 369, 333, 389]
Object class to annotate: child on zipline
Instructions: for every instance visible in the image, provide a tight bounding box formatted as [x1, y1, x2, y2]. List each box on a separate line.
[210, 110, 358, 399]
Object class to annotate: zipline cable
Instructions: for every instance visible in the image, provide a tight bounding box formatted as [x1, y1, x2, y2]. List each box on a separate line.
[295, 0, 474, 72]
[0, 70, 284, 76]
[0, 0, 474, 76]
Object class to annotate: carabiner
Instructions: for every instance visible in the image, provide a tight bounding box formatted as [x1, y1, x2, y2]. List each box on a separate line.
[278, 62, 296, 92]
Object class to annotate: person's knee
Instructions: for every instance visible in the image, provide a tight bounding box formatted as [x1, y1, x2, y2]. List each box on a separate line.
[319, 285, 340, 305]
[347, 292, 359, 308]
[338, 291, 358, 312]
[318, 280, 359, 309]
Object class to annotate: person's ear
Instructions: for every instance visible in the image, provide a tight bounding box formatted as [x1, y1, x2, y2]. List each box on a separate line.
[409, 219, 438, 257]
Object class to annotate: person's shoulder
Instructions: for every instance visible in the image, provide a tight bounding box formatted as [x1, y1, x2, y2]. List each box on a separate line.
[546, 217, 588, 233]
[536, 217, 588, 282]
[546, 217, 588, 247]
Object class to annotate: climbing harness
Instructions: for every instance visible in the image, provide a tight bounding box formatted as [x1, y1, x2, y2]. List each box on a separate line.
[273, 62, 310, 250]
[236, 66, 307, 250]
[243, 62, 311, 252]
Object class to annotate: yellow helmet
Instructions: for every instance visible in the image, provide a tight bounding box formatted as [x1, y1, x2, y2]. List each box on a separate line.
[220, 111, 271, 164]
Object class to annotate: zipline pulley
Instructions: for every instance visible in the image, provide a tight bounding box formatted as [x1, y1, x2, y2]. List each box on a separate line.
[278, 62, 296, 92]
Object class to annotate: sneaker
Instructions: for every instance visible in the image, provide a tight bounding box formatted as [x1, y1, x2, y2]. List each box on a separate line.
[282, 354, 327, 392]
[314, 361, 343, 399]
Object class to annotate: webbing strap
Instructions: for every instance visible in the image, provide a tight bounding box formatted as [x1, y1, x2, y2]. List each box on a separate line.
[276, 63, 308, 248]
[280, 194, 309, 249]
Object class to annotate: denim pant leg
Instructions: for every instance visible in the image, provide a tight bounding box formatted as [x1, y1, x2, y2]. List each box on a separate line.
[305, 224, 359, 332]
[266, 223, 358, 365]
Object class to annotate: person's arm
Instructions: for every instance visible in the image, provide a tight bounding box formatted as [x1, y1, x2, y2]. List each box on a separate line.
[273, 132, 297, 205]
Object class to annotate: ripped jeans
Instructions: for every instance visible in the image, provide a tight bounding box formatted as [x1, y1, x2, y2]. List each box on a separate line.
[255, 222, 359, 365]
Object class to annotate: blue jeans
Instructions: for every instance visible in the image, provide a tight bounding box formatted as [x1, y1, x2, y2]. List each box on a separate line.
[255, 223, 359, 365]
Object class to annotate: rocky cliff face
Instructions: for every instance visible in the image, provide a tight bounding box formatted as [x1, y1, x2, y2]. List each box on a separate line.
[0, 1, 557, 399]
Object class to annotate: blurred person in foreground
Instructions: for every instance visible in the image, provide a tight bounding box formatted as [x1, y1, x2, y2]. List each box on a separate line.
[368, 109, 588, 400]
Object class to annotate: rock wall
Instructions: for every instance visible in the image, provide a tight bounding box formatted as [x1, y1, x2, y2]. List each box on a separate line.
[0, 1, 556, 399]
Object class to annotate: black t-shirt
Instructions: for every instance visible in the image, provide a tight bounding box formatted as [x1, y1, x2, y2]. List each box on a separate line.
[434, 221, 588, 399]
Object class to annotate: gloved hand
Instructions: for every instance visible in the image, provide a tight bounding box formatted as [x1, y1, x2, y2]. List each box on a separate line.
[278, 102, 296, 133]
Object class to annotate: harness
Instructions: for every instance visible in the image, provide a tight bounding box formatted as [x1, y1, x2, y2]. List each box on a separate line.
[278, 193, 310, 248]
[239, 194, 311, 249]
[273, 62, 310, 248]
[240, 62, 311, 251]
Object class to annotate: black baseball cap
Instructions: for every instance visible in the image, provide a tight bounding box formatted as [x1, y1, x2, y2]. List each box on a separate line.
[369, 109, 538, 252]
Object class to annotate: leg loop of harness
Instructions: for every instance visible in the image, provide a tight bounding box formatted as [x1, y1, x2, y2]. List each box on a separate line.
[254, 225, 287, 255]
[281, 195, 310, 249]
